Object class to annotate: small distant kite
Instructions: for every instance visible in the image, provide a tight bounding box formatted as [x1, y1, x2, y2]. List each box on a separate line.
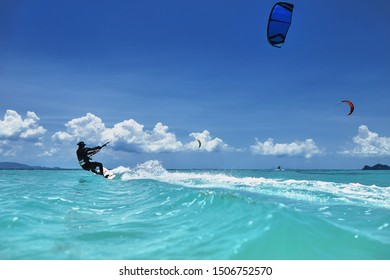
[339, 100, 355, 115]
[267, 2, 294, 48]
[196, 139, 202, 148]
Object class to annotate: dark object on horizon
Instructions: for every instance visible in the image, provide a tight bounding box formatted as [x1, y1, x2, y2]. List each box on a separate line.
[362, 164, 390, 170]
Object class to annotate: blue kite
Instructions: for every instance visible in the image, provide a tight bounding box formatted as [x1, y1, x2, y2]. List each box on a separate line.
[267, 2, 294, 48]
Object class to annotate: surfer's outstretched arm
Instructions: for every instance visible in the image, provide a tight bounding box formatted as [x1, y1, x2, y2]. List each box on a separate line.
[89, 146, 101, 152]
[86, 146, 101, 156]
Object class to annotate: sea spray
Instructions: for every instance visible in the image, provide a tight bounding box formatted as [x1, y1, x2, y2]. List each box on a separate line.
[114, 161, 390, 210]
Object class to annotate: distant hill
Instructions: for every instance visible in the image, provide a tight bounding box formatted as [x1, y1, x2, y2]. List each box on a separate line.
[362, 164, 390, 170]
[0, 162, 63, 170]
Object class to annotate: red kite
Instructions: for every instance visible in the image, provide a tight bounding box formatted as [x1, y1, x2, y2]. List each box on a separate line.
[340, 100, 354, 115]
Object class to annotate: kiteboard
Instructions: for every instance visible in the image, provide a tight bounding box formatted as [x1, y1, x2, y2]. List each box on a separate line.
[103, 167, 116, 180]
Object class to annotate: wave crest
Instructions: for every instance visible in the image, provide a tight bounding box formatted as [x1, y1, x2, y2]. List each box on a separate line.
[113, 160, 168, 180]
[111, 162, 390, 209]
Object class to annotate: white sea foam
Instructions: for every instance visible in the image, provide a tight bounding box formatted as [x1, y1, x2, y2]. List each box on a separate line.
[110, 166, 132, 174]
[116, 160, 390, 209]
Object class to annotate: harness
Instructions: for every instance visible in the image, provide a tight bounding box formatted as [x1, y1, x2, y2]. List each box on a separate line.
[77, 148, 94, 169]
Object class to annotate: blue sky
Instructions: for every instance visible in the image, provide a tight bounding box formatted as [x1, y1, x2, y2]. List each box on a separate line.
[1, 0, 390, 169]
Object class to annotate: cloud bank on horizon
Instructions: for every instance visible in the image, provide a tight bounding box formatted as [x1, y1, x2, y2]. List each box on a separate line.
[51, 112, 231, 153]
[2, 109, 390, 163]
[251, 138, 322, 159]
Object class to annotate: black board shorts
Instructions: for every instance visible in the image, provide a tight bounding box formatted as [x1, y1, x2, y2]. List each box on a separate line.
[81, 163, 92, 171]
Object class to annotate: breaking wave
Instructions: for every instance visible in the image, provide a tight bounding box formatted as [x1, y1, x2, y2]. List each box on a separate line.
[111, 160, 390, 209]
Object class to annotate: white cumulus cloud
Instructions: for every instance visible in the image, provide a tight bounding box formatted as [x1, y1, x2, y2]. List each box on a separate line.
[187, 130, 232, 152]
[103, 120, 184, 153]
[39, 147, 59, 157]
[52, 113, 231, 153]
[52, 113, 106, 143]
[0, 110, 46, 141]
[341, 125, 390, 157]
[250, 138, 322, 159]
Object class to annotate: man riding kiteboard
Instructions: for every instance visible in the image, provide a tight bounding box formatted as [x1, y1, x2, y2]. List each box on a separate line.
[76, 141, 109, 177]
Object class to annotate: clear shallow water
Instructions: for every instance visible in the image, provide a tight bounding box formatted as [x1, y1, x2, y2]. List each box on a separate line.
[1, 161, 389, 259]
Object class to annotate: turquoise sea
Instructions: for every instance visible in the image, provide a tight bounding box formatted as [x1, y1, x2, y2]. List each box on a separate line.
[1, 160, 389, 260]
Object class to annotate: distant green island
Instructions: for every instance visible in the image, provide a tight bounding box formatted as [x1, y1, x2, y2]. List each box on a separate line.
[0, 162, 67, 170]
[362, 164, 390, 170]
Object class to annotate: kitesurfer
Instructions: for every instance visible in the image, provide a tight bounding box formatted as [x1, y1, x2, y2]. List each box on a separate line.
[76, 141, 105, 176]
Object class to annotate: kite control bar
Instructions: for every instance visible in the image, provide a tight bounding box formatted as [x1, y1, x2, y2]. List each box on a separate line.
[101, 141, 110, 149]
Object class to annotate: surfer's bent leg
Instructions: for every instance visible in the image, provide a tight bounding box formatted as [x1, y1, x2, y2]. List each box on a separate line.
[90, 162, 104, 175]
[97, 162, 104, 175]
